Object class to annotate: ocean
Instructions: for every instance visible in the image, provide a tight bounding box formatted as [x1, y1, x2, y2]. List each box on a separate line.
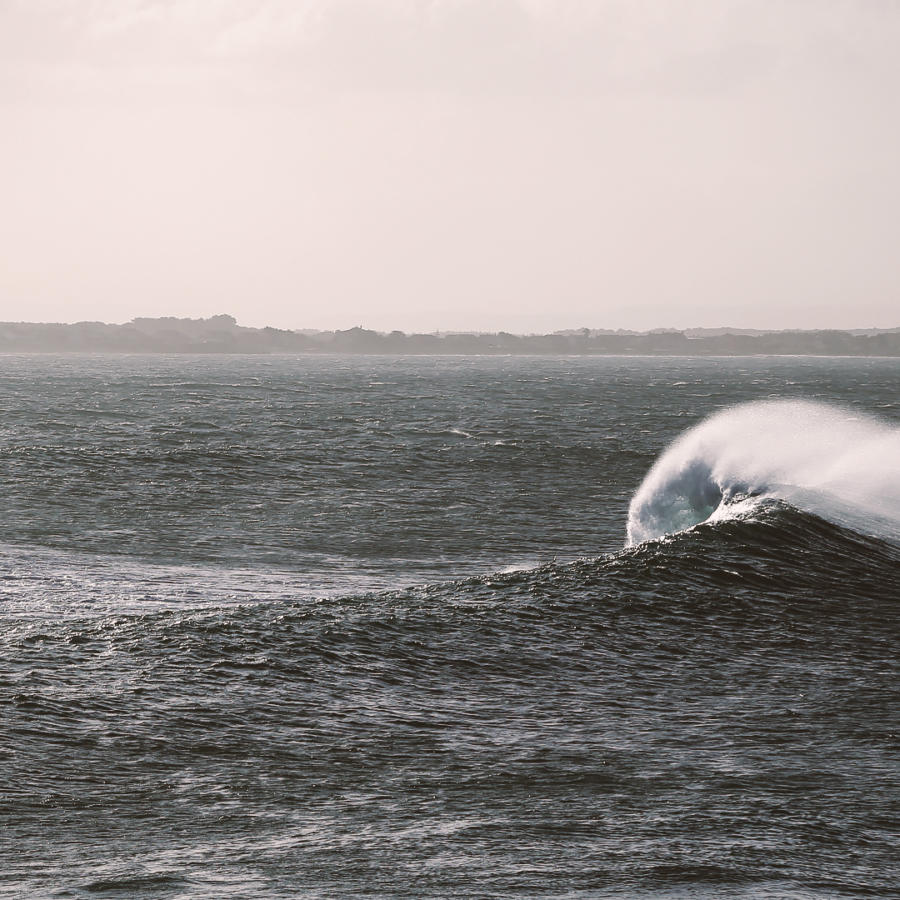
[1, 354, 897, 899]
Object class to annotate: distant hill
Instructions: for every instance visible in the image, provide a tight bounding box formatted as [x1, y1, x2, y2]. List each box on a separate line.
[0, 316, 898, 356]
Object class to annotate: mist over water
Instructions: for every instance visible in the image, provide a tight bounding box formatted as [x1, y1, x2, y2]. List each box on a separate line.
[1, 355, 898, 899]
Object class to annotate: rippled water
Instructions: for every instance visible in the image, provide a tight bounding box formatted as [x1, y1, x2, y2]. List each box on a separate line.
[1, 355, 898, 898]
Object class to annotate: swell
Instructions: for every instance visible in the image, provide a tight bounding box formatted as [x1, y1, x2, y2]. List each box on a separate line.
[627, 400, 900, 546]
[468, 503, 900, 611]
[5, 505, 897, 900]
[5, 501, 895, 634]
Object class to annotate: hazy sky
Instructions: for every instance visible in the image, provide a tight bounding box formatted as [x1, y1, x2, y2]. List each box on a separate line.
[2, 0, 899, 332]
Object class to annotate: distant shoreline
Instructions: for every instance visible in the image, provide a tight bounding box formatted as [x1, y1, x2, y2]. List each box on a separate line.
[1, 315, 898, 356]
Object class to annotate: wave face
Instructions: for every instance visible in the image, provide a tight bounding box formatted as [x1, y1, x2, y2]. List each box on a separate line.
[627, 400, 900, 545]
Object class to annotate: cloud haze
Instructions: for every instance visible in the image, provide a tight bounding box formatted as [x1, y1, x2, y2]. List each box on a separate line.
[2, 0, 899, 330]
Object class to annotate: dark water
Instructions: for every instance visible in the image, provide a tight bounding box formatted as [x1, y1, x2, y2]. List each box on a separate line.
[1, 355, 897, 899]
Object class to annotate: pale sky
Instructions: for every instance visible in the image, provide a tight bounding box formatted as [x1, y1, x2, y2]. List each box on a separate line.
[2, 0, 899, 332]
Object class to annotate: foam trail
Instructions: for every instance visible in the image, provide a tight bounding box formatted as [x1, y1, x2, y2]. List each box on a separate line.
[626, 400, 900, 546]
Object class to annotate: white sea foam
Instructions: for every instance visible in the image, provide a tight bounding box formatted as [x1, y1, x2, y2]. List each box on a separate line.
[626, 400, 900, 546]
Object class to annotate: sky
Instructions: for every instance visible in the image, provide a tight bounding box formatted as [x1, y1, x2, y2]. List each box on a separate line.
[2, 0, 899, 333]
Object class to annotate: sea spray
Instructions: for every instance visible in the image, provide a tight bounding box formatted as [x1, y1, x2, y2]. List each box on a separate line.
[627, 399, 900, 546]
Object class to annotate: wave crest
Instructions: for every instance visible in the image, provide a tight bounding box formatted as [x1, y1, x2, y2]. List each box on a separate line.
[626, 400, 900, 546]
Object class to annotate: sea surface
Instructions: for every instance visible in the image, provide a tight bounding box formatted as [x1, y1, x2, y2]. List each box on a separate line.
[1, 354, 897, 899]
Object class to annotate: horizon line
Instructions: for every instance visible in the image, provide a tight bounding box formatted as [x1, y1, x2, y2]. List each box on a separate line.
[2, 315, 899, 336]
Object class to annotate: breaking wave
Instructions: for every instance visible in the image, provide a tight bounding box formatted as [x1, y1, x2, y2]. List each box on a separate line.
[626, 400, 900, 546]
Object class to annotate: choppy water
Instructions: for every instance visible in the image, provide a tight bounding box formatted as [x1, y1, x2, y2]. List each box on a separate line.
[1, 354, 898, 899]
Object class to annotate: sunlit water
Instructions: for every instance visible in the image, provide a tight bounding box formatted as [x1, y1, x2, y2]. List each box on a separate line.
[1, 354, 898, 899]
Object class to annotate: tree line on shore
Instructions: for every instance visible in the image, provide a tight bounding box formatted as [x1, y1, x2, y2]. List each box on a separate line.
[1, 314, 897, 355]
